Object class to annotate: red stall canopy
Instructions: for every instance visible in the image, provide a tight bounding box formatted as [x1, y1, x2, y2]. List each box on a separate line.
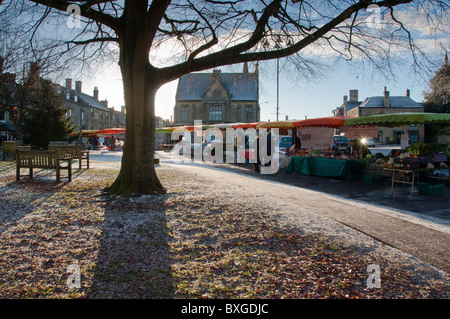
[293, 116, 354, 129]
[95, 128, 126, 134]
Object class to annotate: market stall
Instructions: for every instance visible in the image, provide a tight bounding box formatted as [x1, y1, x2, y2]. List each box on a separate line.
[344, 112, 450, 195]
[274, 116, 368, 179]
[293, 116, 356, 158]
[284, 156, 367, 180]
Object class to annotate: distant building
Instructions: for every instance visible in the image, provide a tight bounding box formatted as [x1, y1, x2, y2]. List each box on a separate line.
[109, 105, 126, 128]
[155, 116, 172, 147]
[332, 89, 363, 116]
[173, 63, 260, 125]
[56, 79, 126, 131]
[338, 88, 424, 144]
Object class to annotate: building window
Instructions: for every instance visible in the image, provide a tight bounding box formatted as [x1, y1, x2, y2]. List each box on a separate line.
[208, 104, 222, 121]
[81, 110, 85, 129]
[377, 130, 382, 143]
[409, 131, 419, 144]
[245, 105, 252, 122]
[181, 106, 189, 122]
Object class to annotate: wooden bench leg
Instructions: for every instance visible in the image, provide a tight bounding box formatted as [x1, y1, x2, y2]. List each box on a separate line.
[68, 160, 72, 181]
[29, 167, 33, 179]
[16, 166, 20, 181]
[56, 168, 60, 183]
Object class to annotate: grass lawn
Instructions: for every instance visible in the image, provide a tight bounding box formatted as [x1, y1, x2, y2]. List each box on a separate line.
[0, 161, 448, 299]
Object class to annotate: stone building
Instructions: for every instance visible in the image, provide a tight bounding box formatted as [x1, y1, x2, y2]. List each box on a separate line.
[344, 87, 424, 144]
[332, 89, 363, 116]
[173, 63, 260, 125]
[56, 78, 126, 131]
[109, 105, 126, 128]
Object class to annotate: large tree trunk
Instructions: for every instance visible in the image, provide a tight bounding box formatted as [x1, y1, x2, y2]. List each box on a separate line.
[105, 16, 165, 196]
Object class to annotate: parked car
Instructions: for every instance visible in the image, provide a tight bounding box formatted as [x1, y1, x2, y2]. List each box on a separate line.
[331, 135, 352, 153]
[362, 138, 376, 147]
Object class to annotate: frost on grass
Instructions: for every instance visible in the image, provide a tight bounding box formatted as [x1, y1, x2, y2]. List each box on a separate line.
[0, 161, 448, 298]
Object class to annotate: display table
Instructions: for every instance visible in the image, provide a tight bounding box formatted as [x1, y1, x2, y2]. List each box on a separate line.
[285, 156, 367, 180]
[382, 167, 422, 196]
[382, 166, 449, 195]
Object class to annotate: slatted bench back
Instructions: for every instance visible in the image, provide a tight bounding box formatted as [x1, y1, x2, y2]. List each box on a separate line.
[48, 145, 81, 158]
[17, 150, 58, 169]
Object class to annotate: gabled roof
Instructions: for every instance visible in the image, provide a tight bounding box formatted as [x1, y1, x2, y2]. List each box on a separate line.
[56, 84, 109, 111]
[359, 96, 423, 108]
[345, 101, 362, 112]
[176, 72, 258, 101]
[77, 92, 109, 111]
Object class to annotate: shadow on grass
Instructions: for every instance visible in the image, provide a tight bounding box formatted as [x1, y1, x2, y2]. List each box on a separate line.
[0, 176, 69, 235]
[88, 194, 174, 298]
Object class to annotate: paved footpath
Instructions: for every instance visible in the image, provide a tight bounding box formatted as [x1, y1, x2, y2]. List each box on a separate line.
[155, 152, 450, 273]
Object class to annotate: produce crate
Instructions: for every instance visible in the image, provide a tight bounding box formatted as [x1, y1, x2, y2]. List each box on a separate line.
[418, 183, 445, 195]
[363, 174, 384, 184]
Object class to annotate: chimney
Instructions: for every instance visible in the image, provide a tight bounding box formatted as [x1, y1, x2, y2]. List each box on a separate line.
[75, 80, 82, 93]
[243, 62, 249, 74]
[93, 86, 99, 100]
[383, 86, 390, 107]
[28, 62, 40, 88]
[121, 105, 126, 113]
[65, 78, 72, 90]
[101, 99, 108, 107]
[405, 89, 410, 97]
[343, 95, 348, 104]
[212, 69, 221, 80]
[349, 90, 358, 102]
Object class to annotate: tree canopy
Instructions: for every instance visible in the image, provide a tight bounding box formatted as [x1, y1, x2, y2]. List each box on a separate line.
[23, 77, 78, 149]
[424, 55, 450, 113]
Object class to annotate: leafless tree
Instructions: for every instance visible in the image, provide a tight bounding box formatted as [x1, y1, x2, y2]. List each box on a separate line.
[1, 0, 448, 195]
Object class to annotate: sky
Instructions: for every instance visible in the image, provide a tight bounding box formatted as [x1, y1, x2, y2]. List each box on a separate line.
[79, 55, 442, 123]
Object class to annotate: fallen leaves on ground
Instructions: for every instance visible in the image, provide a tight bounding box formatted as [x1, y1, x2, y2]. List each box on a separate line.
[0, 161, 448, 299]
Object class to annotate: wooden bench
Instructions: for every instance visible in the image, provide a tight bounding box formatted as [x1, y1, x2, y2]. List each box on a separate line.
[48, 145, 89, 169]
[15, 149, 72, 182]
[2, 141, 31, 160]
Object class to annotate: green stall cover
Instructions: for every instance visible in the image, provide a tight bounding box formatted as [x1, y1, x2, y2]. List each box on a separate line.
[344, 112, 450, 127]
[285, 156, 366, 180]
